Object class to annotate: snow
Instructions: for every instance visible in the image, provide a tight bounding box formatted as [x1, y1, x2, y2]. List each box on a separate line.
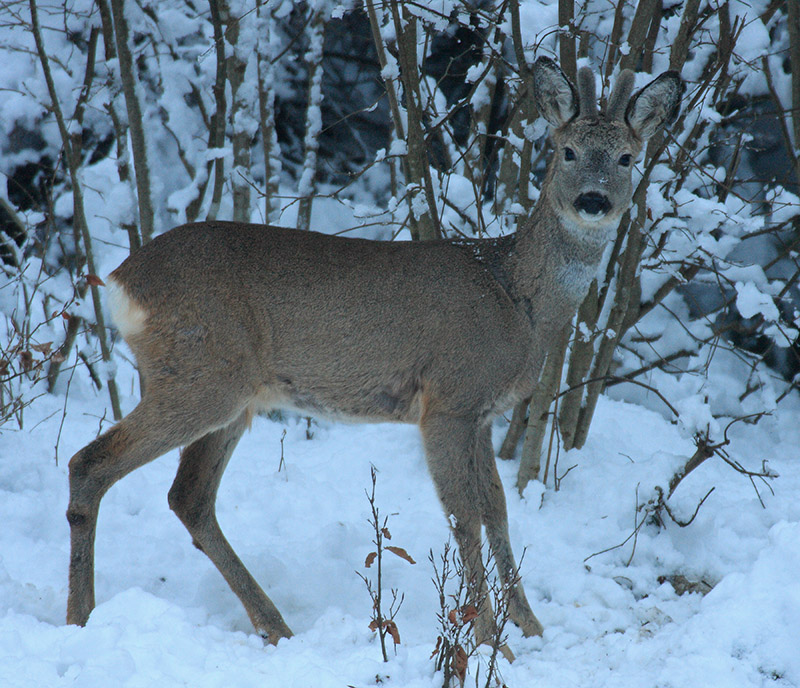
[735, 281, 780, 322]
[1, 367, 799, 686]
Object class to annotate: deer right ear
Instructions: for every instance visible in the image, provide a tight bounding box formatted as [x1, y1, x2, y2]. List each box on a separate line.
[533, 57, 578, 128]
[625, 71, 684, 140]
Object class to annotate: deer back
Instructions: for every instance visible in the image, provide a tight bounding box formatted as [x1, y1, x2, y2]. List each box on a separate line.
[109, 224, 536, 423]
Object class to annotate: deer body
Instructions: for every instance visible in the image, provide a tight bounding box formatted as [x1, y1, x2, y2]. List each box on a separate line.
[110, 218, 588, 426]
[66, 59, 682, 647]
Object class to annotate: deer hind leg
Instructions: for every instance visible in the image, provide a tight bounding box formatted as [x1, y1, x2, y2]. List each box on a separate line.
[420, 412, 497, 646]
[66, 399, 210, 627]
[477, 426, 544, 638]
[167, 410, 293, 644]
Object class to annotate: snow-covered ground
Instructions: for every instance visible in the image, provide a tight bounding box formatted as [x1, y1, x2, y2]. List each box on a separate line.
[1, 361, 798, 687]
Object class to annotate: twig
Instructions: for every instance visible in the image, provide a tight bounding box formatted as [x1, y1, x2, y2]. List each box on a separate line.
[277, 429, 287, 475]
[625, 484, 641, 566]
[656, 485, 715, 527]
[358, 465, 410, 662]
[586, 422, 777, 566]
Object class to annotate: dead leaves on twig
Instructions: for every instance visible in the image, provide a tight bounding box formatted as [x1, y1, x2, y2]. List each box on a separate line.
[369, 618, 401, 645]
[453, 645, 469, 683]
[386, 546, 416, 565]
[360, 466, 412, 661]
[447, 605, 478, 628]
[430, 637, 469, 685]
[365, 546, 416, 568]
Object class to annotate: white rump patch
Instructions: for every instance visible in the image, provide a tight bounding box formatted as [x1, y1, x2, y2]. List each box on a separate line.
[107, 277, 148, 339]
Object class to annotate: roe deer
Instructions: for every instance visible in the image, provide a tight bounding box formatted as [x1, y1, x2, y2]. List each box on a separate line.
[66, 58, 683, 647]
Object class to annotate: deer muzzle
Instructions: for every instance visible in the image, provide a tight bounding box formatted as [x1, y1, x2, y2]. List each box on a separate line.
[573, 192, 612, 217]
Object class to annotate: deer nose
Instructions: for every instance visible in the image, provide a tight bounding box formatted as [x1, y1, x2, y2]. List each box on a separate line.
[574, 192, 611, 216]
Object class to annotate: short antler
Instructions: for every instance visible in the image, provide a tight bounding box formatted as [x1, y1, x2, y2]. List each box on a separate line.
[576, 66, 597, 119]
[606, 69, 635, 121]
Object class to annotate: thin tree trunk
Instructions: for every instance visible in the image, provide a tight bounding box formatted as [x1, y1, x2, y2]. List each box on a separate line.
[786, 0, 800, 181]
[365, 0, 424, 240]
[96, 0, 140, 250]
[462, 25, 502, 233]
[618, 0, 659, 72]
[30, 0, 122, 420]
[499, 0, 537, 215]
[47, 25, 98, 392]
[297, 6, 326, 231]
[257, 0, 281, 224]
[498, 399, 528, 460]
[219, 0, 254, 223]
[604, 0, 628, 82]
[557, 281, 599, 450]
[388, 0, 441, 240]
[558, 0, 576, 82]
[206, 0, 228, 221]
[641, 0, 663, 74]
[109, 0, 154, 243]
[516, 326, 570, 494]
[571, 211, 642, 451]
[669, 0, 701, 72]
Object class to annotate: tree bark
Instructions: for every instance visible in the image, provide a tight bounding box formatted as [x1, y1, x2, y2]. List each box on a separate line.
[206, 0, 228, 222]
[558, 0, 576, 82]
[516, 326, 570, 494]
[388, 1, 441, 240]
[297, 6, 326, 231]
[257, 0, 281, 224]
[30, 0, 122, 420]
[786, 0, 800, 181]
[109, 0, 155, 243]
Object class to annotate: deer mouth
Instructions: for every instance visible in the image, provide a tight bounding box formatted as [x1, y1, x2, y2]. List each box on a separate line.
[573, 192, 612, 218]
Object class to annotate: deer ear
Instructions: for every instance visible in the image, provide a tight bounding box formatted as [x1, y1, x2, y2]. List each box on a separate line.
[625, 71, 684, 140]
[533, 57, 578, 128]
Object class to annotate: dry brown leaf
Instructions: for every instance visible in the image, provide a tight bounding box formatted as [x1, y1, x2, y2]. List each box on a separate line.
[453, 645, 468, 683]
[364, 551, 377, 568]
[448, 604, 478, 627]
[383, 620, 401, 645]
[460, 605, 478, 623]
[429, 635, 442, 659]
[381, 527, 391, 540]
[386, 546, 416, 564]
[19, 351, 33, 371]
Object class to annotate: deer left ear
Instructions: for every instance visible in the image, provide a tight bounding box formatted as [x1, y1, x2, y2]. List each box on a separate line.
[532, 56, 578, 128]
[626, 71, 684, 140]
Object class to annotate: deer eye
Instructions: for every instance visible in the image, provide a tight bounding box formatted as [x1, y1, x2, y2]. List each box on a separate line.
[564, 147, 576, 161]
[618, 153, 632, 167]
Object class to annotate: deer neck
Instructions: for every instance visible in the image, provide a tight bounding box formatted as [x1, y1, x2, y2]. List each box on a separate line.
[504, 193, 612, 327]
